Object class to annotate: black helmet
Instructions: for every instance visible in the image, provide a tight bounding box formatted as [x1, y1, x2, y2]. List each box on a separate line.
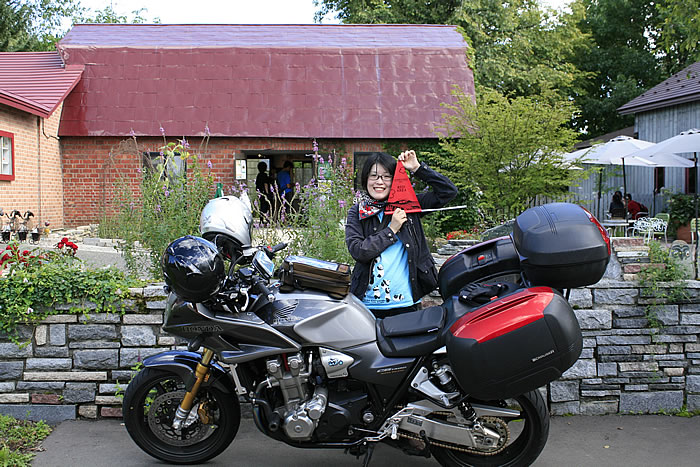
[161, 236, 225, 302]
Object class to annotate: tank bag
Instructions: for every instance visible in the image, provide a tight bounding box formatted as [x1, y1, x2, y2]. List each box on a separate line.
[279, 255, 351, 299]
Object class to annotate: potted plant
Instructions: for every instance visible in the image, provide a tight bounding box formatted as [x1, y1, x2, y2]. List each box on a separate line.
[668, 193, 696, 242]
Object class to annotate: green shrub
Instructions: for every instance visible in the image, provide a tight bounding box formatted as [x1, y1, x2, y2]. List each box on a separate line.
[0, 414, 51, 466]
[112, 137, 215, 278]
[0, 242, 135, 343]
[668, 192, 697, 230]
[638, 241, 690, 328]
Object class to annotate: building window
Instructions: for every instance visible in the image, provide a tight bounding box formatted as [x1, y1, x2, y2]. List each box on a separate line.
[654, 167, 665, 194]
[687, 166, 697, 194]
[0, 131, 14, 181]
[143, 151, 185, 182]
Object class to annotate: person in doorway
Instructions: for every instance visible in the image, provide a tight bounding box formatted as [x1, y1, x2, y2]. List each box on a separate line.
[255, 161, 272, 223]
[345, 150, 457, 319]
[625, 193, 647, 220]
[609, 191, 626, 218]
[277, 160, 294, 215]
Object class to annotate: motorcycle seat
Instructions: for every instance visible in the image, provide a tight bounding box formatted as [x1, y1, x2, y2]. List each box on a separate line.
[376, 306, 446, 357]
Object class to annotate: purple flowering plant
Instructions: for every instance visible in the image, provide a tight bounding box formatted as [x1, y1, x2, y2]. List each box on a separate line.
[110, 127, 216, 277]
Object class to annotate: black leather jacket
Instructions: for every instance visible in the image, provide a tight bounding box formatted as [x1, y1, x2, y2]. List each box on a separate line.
[345, 162, 458, 301]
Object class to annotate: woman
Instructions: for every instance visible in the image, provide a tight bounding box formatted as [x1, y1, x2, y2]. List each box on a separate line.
[345, 150, 457, 318]
[255, 161, 272, 222]
[625, 193, 647, 220]
[609, 191, 625, 219]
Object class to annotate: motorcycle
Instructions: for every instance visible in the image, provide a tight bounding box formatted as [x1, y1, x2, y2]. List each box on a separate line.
[123, 196, 611, 466]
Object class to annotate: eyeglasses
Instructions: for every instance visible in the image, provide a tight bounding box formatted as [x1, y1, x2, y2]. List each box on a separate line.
[368, 174, 393, 182]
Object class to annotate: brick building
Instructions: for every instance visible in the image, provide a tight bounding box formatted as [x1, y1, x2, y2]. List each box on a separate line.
[5, 24, 474, 227]
[0, 53, 83, 229]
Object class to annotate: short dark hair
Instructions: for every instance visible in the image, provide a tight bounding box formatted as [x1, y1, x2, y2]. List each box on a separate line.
[625, 193, 632, 201]
[359, 152, 396, 191]
[283, 160, 294, 169]
[257, 161, 268, 172]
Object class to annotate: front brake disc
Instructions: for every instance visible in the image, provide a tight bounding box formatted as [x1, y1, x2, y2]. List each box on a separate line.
[147, 390, 214, 446]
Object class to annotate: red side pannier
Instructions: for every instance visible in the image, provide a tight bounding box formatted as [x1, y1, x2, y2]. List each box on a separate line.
[446, 287, 581, 400]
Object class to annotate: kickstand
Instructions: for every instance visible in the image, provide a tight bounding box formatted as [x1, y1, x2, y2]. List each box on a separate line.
[362, 443, 375, 467]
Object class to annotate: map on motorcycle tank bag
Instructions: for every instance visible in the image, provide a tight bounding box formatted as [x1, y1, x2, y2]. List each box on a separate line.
[384, 162, 421, 215]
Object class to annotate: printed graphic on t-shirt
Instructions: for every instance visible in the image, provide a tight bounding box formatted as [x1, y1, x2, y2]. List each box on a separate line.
[363, 245, 413, 309]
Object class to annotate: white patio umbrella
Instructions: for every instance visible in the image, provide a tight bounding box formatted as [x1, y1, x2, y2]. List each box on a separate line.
[628, 128, 700, 277]
[565, 136, 661, 218]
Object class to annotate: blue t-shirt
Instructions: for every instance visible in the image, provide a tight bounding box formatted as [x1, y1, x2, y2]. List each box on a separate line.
[277, 170, 291, 195]
[362, 214, 414, 309]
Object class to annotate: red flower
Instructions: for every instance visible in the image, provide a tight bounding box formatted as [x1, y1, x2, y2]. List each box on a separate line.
[22, 250, 29, 256]
[57, 242, 64, 248]
[60, 237, 69, 243]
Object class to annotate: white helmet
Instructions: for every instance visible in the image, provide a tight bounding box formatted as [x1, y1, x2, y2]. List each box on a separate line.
[199, 194, 253, 258]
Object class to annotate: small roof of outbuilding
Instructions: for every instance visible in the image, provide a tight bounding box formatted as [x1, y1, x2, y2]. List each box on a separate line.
[618, 61, 700, 115]
[0, 52, 84, 118]
[57, 24, 474, 139]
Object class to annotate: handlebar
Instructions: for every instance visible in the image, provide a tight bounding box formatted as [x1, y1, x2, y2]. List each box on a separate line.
[257, 281, 275, 302]
[263, 242, 288, 259]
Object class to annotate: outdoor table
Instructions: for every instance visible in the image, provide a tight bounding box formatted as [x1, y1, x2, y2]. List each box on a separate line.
[601, 219, 631, 237]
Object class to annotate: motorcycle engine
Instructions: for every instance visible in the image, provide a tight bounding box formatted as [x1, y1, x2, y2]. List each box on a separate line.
[266, 352, 329, 441]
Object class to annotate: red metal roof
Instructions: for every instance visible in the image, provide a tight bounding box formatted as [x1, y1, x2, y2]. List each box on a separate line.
[0, 52, 84, 118]
[57, 24, 474, 139]
[618, 61, 700, 115]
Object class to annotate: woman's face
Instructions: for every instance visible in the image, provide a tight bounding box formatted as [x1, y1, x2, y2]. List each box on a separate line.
[367, 163, 393, 201]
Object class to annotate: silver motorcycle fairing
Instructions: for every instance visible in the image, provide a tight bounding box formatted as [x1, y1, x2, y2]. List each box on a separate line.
[319, 348, 354, 378]
[269, 290, 377, 349]
[163, 294, 301, 360]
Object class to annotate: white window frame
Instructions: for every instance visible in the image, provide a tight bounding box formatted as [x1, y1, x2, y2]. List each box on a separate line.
[0, 131, 14, 181]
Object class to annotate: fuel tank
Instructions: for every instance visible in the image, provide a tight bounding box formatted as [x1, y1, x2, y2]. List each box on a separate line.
[163, 293, 301, 362]
[259, 289, 376, 349]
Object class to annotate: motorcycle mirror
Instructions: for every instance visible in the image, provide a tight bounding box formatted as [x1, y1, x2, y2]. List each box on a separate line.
[252, 250, 275, 279]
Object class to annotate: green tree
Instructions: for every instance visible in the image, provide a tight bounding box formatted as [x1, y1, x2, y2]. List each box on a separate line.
[0, 0, 81, 51]
[438, 88, 586, 214]
[569, 0, 667, 137]
[0, 1, 159, 52]
[314, 0, 459, 24]
[657, 0, 700, 73]
[0, 1, 35, 51]
[314, 0, 588, 100]
[73, 5, 158, 24]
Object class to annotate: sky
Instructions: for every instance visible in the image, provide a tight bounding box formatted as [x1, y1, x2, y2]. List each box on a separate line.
[76, 0, 572, 25]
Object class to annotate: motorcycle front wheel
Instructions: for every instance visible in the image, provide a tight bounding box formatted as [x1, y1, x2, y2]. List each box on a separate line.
[123, 367, 240, 464]
[430, 389, 549, 467]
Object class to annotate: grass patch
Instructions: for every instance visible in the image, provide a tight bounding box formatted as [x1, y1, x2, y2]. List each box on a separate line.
[0, 414, 51, 466]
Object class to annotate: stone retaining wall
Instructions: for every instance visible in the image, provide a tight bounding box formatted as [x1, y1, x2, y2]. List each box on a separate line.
[558, 280, 700, 415]
[0, 285, 179, 423]
[0, 282, 699, 423]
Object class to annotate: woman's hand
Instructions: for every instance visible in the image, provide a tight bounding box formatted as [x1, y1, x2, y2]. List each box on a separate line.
[398, 150, 420, 173]
[389, 208, 408, 233]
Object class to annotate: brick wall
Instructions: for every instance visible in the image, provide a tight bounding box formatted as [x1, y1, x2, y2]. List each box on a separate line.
[60, 136, 389, 227]
[0, 282, 698, 423]
[0, 103, 64, 228]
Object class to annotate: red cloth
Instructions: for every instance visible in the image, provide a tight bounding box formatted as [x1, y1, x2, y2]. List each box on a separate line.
[626, 200, 644, 219]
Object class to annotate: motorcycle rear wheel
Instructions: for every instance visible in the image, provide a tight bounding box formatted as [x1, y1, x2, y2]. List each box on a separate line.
[430, 389, 549, 467]
[123, 367, 240, 464]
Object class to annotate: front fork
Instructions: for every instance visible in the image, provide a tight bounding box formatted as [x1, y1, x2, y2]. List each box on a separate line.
[171, 348, 215, 430]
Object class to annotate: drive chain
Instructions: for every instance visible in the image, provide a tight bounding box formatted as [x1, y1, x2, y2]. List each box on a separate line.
[398, 416, 510, 456]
